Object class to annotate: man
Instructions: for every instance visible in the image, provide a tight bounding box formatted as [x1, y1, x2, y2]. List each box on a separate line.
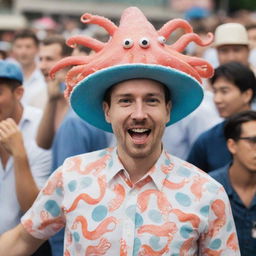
[210, 110, 256, 255]
[0, 7, 240, 255]
[36, 35, 73, 149]
[0, 60, 52, 254]
[12, 29, 47, 109]
[214, 23, 256, 73]
[187, 62, 256, 172]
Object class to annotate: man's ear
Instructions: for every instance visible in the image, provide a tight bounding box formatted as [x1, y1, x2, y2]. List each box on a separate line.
[14, 86, 24, 100]
[103, 101, 111, 123]
[166, 101, 172, 123]
[227, 138, 237, 155]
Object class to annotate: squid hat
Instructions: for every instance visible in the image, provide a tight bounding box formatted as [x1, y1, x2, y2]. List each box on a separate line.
[50, 7, 214, 133]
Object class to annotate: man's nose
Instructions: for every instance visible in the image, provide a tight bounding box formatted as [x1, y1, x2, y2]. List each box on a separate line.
[130, 102, 148, 120]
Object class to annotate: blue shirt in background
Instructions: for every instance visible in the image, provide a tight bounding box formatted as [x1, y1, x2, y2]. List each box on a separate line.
[187, 121, 231, 172]
[210, 165, 256, 256]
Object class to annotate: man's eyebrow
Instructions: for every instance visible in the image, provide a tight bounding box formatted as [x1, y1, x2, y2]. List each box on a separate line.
[113, 93, 163, 97]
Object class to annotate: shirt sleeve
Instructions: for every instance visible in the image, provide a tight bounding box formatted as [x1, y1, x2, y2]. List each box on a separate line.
[21, 167, 65, 240]
[25, 140, 52, 189]
[199, 185, 241, 255]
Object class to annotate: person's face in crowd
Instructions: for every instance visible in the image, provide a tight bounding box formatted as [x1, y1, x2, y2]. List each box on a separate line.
[212, 77, 252, 118]
[39, 43, 63, 81]
[0, 83, 23, 121]
[248, 28, 256, 49]
[103, 79, 171, 160]
[217, 45, 249, 66]
[228, 120, 256, 173]
[12, 38, 38, 67]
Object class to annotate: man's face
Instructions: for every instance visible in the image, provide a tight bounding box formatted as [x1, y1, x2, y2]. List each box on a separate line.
[217, 45, 249, 66]
[229, 121, 256, 173]
[212, 77, 251, 118]
[103, 79, 171, 160]
[39, 43, 63, 81]
[0, 83, 23, 121]
[12, 38, 38, 67]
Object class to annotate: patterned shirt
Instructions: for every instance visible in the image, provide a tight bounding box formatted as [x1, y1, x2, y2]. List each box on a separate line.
[21, 147, 240, 256]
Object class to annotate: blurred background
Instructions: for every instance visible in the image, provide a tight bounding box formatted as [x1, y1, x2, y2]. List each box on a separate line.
[0, 0, 256, 57]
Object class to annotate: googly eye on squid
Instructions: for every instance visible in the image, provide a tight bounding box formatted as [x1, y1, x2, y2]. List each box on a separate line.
[158, 36, 166, 45]
[139, 37, 150, 48]
[123, 38, 134, 48]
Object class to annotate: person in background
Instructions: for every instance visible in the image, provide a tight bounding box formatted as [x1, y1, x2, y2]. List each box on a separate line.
[187, 61, 256, 172]
[0, 60, 52, 255]
[214, 23, 256, 73]
[11, 29, 47, 109]
[36, 35, 72, 150]
[210, 110, 256, 256]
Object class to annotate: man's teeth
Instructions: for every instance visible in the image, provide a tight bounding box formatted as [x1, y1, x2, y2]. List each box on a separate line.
[131, 128, 149, 133]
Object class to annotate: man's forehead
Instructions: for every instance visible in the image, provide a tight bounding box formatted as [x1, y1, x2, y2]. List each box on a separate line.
[217, 44, 248, 50]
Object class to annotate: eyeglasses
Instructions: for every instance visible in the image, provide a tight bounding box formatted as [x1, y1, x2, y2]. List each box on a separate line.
[237, 136, 256, 147]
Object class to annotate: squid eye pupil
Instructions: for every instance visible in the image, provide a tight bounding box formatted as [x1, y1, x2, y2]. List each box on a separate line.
[125, 41, 130, 45]
[142, 40, 148, 45]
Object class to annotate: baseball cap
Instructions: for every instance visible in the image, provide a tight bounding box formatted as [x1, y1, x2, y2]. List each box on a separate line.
[214, 23, 249, 47]
[0, 60, 23, 84]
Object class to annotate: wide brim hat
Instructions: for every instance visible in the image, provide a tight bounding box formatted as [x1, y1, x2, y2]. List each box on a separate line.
[51, 7, 214, 133]
[70, 64, 203, 133]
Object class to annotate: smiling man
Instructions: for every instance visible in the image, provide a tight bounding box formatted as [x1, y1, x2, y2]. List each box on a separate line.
[210, 110, 256, 256]
[0, 7, 240, 256]
[187, 62, 256, 172]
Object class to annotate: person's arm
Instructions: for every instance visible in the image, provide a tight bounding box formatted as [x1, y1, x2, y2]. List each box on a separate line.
[0, 224, 45, 256]
[0, 118, 39, 212]
[199, 186, 241, 255]
[36, 71, 66, 149]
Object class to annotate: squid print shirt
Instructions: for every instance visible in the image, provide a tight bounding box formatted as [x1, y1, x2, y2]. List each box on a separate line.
[21, 147, 240, 256]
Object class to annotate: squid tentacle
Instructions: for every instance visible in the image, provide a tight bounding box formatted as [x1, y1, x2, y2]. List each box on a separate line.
[170, 32, 214, 53]
[66, 35, 105, 52]
[64, 65, 88, 98]
[156, 51, 202, 83]
[80, 13, 117, 36]
[49, 56, 93, 79]
[158, 19, 193, 40]
[185, 56, 214, 78]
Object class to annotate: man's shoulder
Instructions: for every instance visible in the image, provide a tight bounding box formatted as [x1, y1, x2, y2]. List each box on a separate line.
[209, 165, 229, 182]
[196, 121, 225, 142]
[62, 147, 113, 167]
[167, 153, 223, 188]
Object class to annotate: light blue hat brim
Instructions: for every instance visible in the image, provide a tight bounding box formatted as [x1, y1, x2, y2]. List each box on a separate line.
[70, 64, 203, 133]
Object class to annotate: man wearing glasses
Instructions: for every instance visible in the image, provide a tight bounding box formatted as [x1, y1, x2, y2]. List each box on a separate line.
[210, 110, 256, 256]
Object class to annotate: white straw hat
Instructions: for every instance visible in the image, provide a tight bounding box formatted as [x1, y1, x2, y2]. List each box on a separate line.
[214, 23, 249, 47]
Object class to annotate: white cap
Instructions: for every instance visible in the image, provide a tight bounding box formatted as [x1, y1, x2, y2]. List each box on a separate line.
[214, 23, 249, 47]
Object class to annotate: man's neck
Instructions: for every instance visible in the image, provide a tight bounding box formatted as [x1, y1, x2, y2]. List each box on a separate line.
[117, 146, 162, 184]
[229, 162, 256, 207]
[22, 62, 36, 81]
[229, 162, 256, 188]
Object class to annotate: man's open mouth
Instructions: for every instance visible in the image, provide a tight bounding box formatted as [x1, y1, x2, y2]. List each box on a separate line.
[128, 128, 151, 144]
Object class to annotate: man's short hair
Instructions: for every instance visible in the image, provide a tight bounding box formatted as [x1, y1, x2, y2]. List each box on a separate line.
[13, 29, 39, 47]
[103, 79, 171, 106]
[210, 61, 256, 103]
[41, 35, 73, 57]
[224, 110, 256, 141]
[0, 78, 22, 91]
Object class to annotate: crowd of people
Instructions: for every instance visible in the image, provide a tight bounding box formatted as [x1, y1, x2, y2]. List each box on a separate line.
[0, 6, 256, 256]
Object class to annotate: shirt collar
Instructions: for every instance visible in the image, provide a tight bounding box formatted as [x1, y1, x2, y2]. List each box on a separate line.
[106, 147, 172, 191]
[218, 163, 233, 196]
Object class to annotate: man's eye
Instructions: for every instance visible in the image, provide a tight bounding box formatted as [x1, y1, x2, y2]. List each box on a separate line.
[119, 99, 131, 104]
[147, 98, 159, 103]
